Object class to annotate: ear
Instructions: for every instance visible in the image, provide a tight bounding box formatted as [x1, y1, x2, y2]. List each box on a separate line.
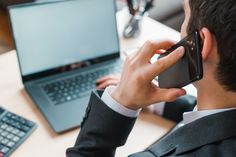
[200, 28, 214, 61]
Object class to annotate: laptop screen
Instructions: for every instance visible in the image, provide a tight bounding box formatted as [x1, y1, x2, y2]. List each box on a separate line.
[9, 0, 119, 77]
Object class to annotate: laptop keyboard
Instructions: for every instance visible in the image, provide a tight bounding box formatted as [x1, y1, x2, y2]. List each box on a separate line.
[41, 65, 121, 105]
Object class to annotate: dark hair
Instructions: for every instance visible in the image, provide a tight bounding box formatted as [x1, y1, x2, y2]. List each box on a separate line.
[188, 0, 236, 92]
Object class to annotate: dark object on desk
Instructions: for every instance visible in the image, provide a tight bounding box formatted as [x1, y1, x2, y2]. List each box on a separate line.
[123, 16, 141, 38]
[123, 0, 154, 39]
[0, 106, 37, 157]
[158, 31, 203, 88]
[8, 0, 122, 133]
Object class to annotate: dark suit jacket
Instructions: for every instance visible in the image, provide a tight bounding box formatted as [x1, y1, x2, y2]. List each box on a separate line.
[66, 91, 236, 157]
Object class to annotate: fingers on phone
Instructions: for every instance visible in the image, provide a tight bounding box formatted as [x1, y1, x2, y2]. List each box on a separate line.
[140, 40, 175, 59]
[151, 46, 185, 76]
[155, 88, 187, 102]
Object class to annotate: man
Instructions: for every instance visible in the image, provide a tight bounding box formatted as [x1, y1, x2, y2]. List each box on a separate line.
[67, 0, 236, 156]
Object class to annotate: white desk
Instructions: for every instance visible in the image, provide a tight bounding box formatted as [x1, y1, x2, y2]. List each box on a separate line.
[0, 10, 196, 157]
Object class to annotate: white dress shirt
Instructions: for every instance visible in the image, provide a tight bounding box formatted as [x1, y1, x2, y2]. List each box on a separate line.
[101, 86, 236, 125]
[182, 107, 236, 124]
[101, 86, 141, 117]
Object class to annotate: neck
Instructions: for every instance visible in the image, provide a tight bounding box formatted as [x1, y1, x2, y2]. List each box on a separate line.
[196, 80, 236, 111]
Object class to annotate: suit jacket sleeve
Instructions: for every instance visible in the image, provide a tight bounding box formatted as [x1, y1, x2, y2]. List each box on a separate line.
[163, 95, 197, 123]
[66, 90, 137, 157]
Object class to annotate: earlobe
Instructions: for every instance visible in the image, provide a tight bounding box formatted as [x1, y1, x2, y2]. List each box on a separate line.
[200, 28, 213, 61]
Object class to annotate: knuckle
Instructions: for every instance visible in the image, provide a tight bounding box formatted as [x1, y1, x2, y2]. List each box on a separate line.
[144, 40, 151, 46]
[165, 95, 173, 102]
[125, 57, 131, 65]
[108, 76, 113, 79]
[107, 80, 113, 84]
[136, 73, 146, 83]
[157, 60, 166, 71]
[124, 57, 137, 72]
[145, 40, 156, 48]
[126, 55, 134, 63]
[165, 94, 176, 102]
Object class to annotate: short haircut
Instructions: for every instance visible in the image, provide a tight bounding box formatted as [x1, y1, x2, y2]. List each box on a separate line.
[188, 0, 236, 92]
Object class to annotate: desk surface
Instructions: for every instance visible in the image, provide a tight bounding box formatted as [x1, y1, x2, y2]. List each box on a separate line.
[0, 10, 196, 157]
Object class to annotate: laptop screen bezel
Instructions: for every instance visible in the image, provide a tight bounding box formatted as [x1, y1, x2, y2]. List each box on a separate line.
[8, 0, 120, 83]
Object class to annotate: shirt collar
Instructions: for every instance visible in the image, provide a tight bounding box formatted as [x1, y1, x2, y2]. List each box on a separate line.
[183, 107, 236, 125]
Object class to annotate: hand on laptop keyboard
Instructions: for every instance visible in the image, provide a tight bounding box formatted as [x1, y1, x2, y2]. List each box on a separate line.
[42, 65, 122, 105]
[96, 74, 121, 89]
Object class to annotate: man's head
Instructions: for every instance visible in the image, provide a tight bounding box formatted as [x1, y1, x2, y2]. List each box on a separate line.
[181, 0, 236, 92]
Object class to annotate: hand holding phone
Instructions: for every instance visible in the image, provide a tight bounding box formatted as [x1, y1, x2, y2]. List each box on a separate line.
[158, 31, 203, 88]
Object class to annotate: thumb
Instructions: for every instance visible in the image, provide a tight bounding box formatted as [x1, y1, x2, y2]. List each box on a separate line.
[153, 88, 187, 102]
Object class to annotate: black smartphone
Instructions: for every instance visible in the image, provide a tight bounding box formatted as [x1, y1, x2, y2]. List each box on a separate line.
[157, 31, 203, 88]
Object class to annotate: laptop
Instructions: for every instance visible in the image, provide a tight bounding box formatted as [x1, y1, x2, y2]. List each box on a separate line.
[8, 0, 122, 133]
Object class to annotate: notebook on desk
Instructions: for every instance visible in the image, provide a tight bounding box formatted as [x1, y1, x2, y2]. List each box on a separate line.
[8, 0, 122, 133]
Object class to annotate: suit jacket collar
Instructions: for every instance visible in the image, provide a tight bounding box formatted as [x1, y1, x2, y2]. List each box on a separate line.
[148, 109, 236, 156]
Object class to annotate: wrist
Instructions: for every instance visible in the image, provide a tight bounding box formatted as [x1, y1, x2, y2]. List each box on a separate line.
[111, 88, 140, 111]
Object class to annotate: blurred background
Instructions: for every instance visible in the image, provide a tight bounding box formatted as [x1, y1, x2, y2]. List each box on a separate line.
[0, 0, 184, 54]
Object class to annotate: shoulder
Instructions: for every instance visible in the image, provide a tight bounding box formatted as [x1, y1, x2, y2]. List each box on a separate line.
[188, 137, 236, 156]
